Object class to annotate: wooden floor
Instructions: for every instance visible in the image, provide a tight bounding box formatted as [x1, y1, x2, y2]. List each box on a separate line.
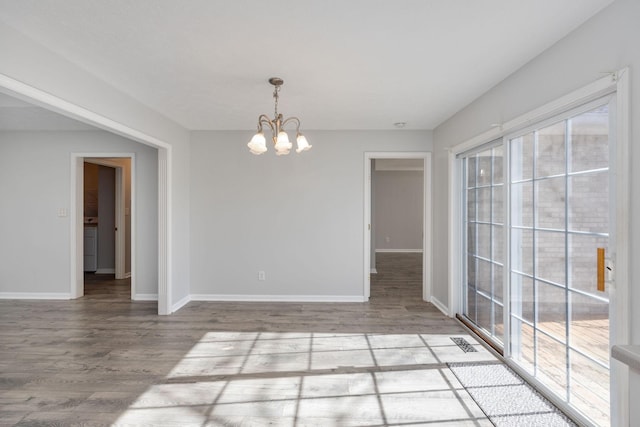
[0, 254, 498, 426]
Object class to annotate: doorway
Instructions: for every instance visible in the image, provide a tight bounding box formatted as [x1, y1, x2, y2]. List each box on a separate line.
[364, 152, 432, 301]
[72, 154, 134, 300]
[82, 158, 132, 298]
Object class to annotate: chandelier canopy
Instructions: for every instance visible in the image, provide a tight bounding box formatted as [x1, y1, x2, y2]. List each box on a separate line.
[247, 77, 311, 156]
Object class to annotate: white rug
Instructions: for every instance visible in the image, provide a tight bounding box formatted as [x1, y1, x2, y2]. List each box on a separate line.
[448, 362, 577, 427]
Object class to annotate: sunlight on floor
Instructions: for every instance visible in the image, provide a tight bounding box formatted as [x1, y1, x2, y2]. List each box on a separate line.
[115, 332, 496, 425]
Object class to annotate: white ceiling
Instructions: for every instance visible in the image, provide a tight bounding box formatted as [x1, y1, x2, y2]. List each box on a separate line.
[0, 0, 613, 131]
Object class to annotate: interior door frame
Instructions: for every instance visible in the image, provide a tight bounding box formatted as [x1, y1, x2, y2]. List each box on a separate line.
[448, 69, 630, 426]
[363, 152, 432, 301]
[75, 156, 133, 298]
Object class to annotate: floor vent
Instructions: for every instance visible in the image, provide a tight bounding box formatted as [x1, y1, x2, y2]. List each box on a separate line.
[451, 337, 477, 353]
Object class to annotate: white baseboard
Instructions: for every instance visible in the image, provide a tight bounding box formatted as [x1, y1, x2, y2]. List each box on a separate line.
[124, 272, 132, 279]
[370, 268, 378, 274]
[172, 294, 191, 312]
[375, 249, 423, 253]
[190, 294, 368, 303]
[133, 293, 158, 301]
[430, 296, 450, 316]
[0, 292, 71, 300]
[95, 268, 116, 274]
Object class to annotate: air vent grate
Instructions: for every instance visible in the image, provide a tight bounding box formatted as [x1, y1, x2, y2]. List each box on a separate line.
[451, 337, 478, 353]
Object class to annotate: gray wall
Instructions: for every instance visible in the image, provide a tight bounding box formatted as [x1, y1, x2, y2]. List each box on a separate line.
[432, 0, 639, 343]
[0, 130, 158, 297]
[373, 169, 423, 251]
[189, 130, 432, 298]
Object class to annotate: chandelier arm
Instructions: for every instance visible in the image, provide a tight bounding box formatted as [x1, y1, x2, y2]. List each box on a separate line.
[257, 114, 276, 133]
[280, 116, 301, 133]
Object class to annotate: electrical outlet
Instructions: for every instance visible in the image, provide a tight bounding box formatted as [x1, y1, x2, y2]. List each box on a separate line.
[258, 271, 266, 281]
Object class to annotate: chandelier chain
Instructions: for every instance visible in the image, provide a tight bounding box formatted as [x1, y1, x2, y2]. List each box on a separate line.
[273, 85, 280, 118]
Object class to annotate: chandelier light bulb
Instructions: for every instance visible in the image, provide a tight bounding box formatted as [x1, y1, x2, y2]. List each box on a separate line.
[274, 131, 292, 153]
[247, 132, 267, 155]
[296, 134, 312, 153]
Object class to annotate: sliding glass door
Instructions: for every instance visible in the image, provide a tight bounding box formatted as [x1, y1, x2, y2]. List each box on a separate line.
[460, 98, 613, 426]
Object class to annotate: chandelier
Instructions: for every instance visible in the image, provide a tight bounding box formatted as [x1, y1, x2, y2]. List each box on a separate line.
[247, 77, 311, 155]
